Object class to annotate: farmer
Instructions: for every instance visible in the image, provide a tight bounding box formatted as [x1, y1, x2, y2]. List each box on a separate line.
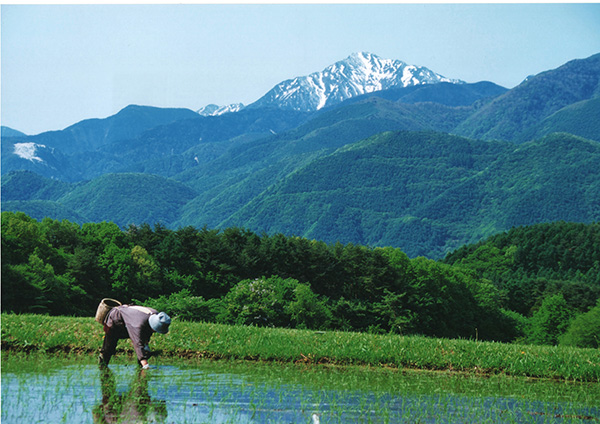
[99, 305, 171, 369]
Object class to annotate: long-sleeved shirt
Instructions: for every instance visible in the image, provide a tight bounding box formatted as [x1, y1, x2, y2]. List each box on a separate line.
[105, 305, 158, 361]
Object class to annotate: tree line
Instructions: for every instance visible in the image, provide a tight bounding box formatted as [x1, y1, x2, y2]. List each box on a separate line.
[2, 211, 598, 347]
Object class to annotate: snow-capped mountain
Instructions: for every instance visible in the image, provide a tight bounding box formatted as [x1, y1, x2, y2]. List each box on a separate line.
[249, 52, 464, 112]
[197, 103, 245, 116]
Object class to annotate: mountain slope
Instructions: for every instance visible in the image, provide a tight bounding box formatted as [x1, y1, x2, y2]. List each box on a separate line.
[0, 105, 202, 181]
[10, 105, 200, 155]
[1, 171, 72, 201]
[3, 131, 599, 259]
[173, 97, 473, 228]
[1, 126, 27, 138]
[0, 106, 313, 182]
[219, 131, 600, 258]
[526, 97, 600, 142]
[454, 53, 600, 142]
[249, 52, 463, 112]
[1, 200, 87, 224]
[218, 131, 509, 256]
[58, 173, 197, 227]
[1, 139, 75, 181]
[341, 81, 507, 108]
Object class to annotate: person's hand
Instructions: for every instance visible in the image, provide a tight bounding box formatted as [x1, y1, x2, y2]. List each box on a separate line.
[142, 364, 150, 370]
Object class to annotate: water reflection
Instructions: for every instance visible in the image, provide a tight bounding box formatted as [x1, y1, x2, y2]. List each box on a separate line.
[93, 366, 167, 424]
[1, 356, 598, 424]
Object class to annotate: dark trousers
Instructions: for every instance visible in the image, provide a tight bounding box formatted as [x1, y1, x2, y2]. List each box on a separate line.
[100, 324, 129, 364]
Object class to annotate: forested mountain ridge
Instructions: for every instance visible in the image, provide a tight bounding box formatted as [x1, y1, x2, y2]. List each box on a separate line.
[337, 80, 507, 108]
[1, 170, 71, 201]
[171, 98, 476, 231]
[1, 172, 197, 228]
[2, 53, 600, 259]
[454, 53, 600, 142]
[1, 81, 502, 184]
[217, 131, 600, 257]
[3, 131, 599, 258]
[1, 106, 313, 182]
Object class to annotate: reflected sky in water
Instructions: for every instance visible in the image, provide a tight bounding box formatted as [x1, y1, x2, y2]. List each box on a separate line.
[2, 362, 598, 423]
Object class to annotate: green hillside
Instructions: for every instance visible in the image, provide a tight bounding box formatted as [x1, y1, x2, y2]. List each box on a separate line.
[174, 98, 472, 229]
[527, 97, 600, 142]
[1, 170, 72, 201]
[3, 131, 599, 259]
[59, 173, 197, 228]
[444, 221, 600, 323]
[454, 53, 600, 142]
[1, 200, 87, 224]
[220, 132, 600, 258]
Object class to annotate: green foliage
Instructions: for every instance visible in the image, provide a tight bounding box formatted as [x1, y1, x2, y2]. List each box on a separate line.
[221, 276, 298, 328]
[560, 301, 600, 348]
[3, 211, 598, 345]
[531, 97, 600, 142]
[139, 289, 221, 322]
[445, 221, 600, 320]
[286, 283, 332, 330]
[527, 294, 574, 346]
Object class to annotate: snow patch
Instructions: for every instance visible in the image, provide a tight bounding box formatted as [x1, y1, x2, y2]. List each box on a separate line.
[14, 142, 45, 163]
[197, 103, 244, 116]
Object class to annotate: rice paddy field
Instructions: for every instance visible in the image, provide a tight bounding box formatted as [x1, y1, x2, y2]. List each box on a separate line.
[2, 314, 600, 423]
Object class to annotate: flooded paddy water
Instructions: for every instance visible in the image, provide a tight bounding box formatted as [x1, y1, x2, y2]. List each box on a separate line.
[2, 353, 599, 424]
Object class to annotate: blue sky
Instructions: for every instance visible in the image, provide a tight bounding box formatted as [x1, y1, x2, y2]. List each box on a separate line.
[2, 3, 600, 135]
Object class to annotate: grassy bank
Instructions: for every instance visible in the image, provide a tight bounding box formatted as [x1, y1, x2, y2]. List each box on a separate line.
[2, 313, 599, 382]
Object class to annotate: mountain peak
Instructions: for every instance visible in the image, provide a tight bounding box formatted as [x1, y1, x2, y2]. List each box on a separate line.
[197, 103, 245, 116]
[249, 52, 463, 112]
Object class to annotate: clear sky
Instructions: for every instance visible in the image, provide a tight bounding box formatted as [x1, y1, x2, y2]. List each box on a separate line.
[2, 3, 600, 135]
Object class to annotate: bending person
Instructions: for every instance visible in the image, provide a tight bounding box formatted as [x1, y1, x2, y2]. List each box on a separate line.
[99, 305, 171, 368]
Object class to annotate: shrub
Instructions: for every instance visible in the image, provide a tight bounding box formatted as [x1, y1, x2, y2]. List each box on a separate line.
[527, 294, 574, 345]
[140, 289, 222, 322]
[560, 301, 600, 348]
[286, 283, 332, 330]
[221, 276, 299, 327]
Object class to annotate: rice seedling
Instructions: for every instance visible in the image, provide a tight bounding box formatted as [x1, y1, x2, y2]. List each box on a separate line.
[3, 313, 599, 382]
[4, 351, 596, 424]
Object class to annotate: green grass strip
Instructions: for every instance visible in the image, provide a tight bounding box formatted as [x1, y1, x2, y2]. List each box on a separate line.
[2, 313, 599, 382]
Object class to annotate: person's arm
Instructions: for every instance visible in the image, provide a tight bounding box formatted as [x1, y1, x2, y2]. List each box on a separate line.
[124, 317, 153, 365]
[128, 328, 152, 364]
